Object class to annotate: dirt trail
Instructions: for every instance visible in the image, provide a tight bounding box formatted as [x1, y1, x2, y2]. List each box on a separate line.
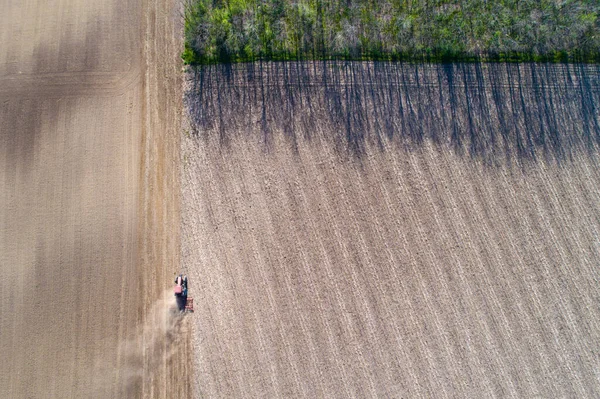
[0, 0, 185, 397]
[182, 62, 600, 398]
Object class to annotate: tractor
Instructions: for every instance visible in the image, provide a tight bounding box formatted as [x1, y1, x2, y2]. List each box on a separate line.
[174, 274, 193, 312]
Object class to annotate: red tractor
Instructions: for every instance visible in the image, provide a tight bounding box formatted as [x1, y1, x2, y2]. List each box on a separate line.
[174, 274, 193, 312]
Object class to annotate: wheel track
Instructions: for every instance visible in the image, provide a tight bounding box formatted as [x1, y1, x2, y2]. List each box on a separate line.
[495, 165, 573, 397]
[383, 146, 461, 398]
[347, 146, 425, 396]
[192, 145, 250, 398]
[224, 143, 283, 398]
[513, 168, 589, 397]
[294, 136, 370, 398]
[418, 143, 523, 397]
[406, 147, 502, 397]
[315, 146, 398, 394]
[251, 137, 333, 397]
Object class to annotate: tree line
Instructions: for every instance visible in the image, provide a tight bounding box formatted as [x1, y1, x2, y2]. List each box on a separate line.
[183, 0, 599, 64]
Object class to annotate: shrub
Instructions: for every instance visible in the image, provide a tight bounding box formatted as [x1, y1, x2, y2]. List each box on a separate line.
[183, 0, 600, 64]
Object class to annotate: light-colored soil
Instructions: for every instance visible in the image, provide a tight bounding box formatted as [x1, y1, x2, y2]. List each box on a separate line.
[0, 0, 185, 397]
[182, 62, 600, 398]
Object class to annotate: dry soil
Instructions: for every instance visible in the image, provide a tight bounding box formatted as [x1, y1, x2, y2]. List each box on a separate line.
[0, 0, 186, 397]
[182, 62, 600, 398]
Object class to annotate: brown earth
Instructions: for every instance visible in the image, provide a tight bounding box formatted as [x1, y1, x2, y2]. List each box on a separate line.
[0, 0, 186, 398]
[182, 62, 600, 397]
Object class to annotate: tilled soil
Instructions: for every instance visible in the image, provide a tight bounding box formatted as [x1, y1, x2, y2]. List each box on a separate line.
[0, 0, 185, 397]
[182, 62, 600, 398]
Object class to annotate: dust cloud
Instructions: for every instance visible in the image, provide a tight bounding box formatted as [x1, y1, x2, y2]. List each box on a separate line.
[90, 290, 191, 396]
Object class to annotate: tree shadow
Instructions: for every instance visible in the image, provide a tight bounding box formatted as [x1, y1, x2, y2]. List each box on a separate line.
[185, 61, 600, 165]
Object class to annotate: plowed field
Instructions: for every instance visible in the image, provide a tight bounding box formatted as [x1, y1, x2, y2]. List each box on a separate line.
[182, 62, 600, 398]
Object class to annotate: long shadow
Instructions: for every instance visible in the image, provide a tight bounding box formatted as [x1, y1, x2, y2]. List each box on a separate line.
[185, 61, 600, 164]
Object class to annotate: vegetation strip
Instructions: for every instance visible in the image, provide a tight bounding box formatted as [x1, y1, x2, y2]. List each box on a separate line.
[183, 0, 599, 64]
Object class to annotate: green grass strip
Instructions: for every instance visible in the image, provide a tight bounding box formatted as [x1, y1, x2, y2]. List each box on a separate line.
[183, 0, 600, 64]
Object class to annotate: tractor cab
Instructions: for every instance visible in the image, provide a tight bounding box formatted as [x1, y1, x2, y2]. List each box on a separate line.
[174, 274, 194, 312]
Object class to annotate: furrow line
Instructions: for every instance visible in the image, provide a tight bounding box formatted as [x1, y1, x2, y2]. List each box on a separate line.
[229, 141, 283, 397]
[385, 146, 457, 398]
[299, 136, 374, 398]
[408, 146, 500, 397]
[244, 145, 306, 397]
[496, 166, 572, 397]
[356, 146, 426, 394]
[271, 146, 337, 398]
[422, 144, 523, 397]
[202, 146, 252, 399]
[404, 148, 476, 395]
[324, 153, 399, 391]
